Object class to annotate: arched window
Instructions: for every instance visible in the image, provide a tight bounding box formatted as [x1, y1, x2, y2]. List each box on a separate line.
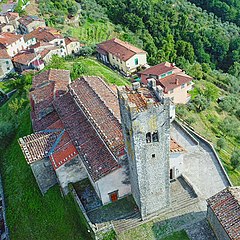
[146, 132, 151, 143]
[152, 131, 159, 142]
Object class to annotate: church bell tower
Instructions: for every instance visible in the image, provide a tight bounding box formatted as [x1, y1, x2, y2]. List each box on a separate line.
[117, 80, 171, 219]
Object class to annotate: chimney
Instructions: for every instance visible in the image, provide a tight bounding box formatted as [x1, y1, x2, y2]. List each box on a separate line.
[132, 82, 140, 90]
[175, 78, 179, 85]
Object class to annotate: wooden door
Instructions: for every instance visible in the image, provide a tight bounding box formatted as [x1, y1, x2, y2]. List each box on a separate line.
[109, 191, 118, 202]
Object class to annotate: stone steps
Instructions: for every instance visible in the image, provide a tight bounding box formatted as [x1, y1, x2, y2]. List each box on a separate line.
[114, 197, 198, 233]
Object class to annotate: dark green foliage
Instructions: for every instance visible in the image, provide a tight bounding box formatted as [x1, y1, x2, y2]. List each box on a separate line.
[188, 0, 240, 26]
[219, 116, 239, 137]
[95, 0, 239, 72]
[39, 0, 79, 25]
[219, 95, 240, 115]
[0, 121, 16, 149]
[230, 149, 240, 170]
[78, 46, 95, 56]
[71, 62, 86, 79]
[46, 55, 68, 69]
[217, 138, 226, 150]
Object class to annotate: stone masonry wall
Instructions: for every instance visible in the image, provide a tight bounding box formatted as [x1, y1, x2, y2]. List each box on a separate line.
[118, 93, 171, 219]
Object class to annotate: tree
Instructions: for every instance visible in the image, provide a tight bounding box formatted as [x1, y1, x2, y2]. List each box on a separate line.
[47, 55, 67, 69]
[204, 82, 219, 101]
[176, 40, 195, 64]
[230, 149, 240, 170]
[78, 46, 94, 56]
[219, 116, 239, 137]
[191, 94, 209, 112]
[71, 62, 86, 80]
[219, 95, 240, 114]
[228, 62, 240, 78]
[216, 138, 226, 150]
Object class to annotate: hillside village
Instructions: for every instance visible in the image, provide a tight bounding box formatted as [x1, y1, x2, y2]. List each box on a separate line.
[0, 1, 240, 240]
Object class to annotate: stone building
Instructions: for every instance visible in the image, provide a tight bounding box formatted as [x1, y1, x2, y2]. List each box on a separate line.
[207, 187, 240, 240]
[19, 73, 186, 216]
[118, 81, 171, 218]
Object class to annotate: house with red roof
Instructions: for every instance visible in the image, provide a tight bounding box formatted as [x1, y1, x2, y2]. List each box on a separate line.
[0, 32, 26, 57]
[139, 62, 194, 104]
[12, 50, 43, 72]
[97, 38, 147, 76]
[207, 187, 240, 240]
[25, 27, 67, 55]
[0, 48, 14, 80]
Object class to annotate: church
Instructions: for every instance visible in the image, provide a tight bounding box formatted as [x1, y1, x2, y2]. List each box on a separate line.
[19, 69, 186, 219]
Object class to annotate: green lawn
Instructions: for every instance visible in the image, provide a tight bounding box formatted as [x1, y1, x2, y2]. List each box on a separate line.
[160, 230, 189, 240]
[53, 56, 130, 86]
[0, 94, 92, 240]
[71, 57, 130, 86]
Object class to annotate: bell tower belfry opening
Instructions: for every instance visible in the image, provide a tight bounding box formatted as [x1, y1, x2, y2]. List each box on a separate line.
[117, 81, 171, 219]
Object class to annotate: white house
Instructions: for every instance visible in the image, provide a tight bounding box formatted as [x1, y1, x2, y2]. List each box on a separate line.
[97, 38, 147, 76]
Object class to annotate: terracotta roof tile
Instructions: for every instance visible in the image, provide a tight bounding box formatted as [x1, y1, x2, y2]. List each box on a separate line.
[50, 142, 78, 170]
[0, 32, 22, 46]
[12, 51, 36, 65]
[30, 41, 54, 49]
[18, 130, 61, 164]
[6, 12, 19, 21]
[0, 48, 10, 59]
[24, 27, 63, 42]
[159, 72, 192, 92]
[140, 62, 181, 76]
[121, 86, 161, 110]
[18, 15, 45, 26]
[69, 77, 125, 157]
[31, 110, 60, 132]
[53, 92, 120, 181]
[207, 187, 240, 240]
[33, 69, 70, 96]
[65, 36, 78, 45]
[97, 38, 146, 61]
[170, 138, 185, 152]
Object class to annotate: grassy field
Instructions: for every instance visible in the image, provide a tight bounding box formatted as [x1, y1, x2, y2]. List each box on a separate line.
[0, 91, 92, 239]
[70, 57, 130, 85]
[50, 56, 130, 86]
[161, 230, 189, 240]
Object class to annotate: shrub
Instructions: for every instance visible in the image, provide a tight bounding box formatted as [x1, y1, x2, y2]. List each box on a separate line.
[216, 138, 226, 150]
[230, 150, 240, 170]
